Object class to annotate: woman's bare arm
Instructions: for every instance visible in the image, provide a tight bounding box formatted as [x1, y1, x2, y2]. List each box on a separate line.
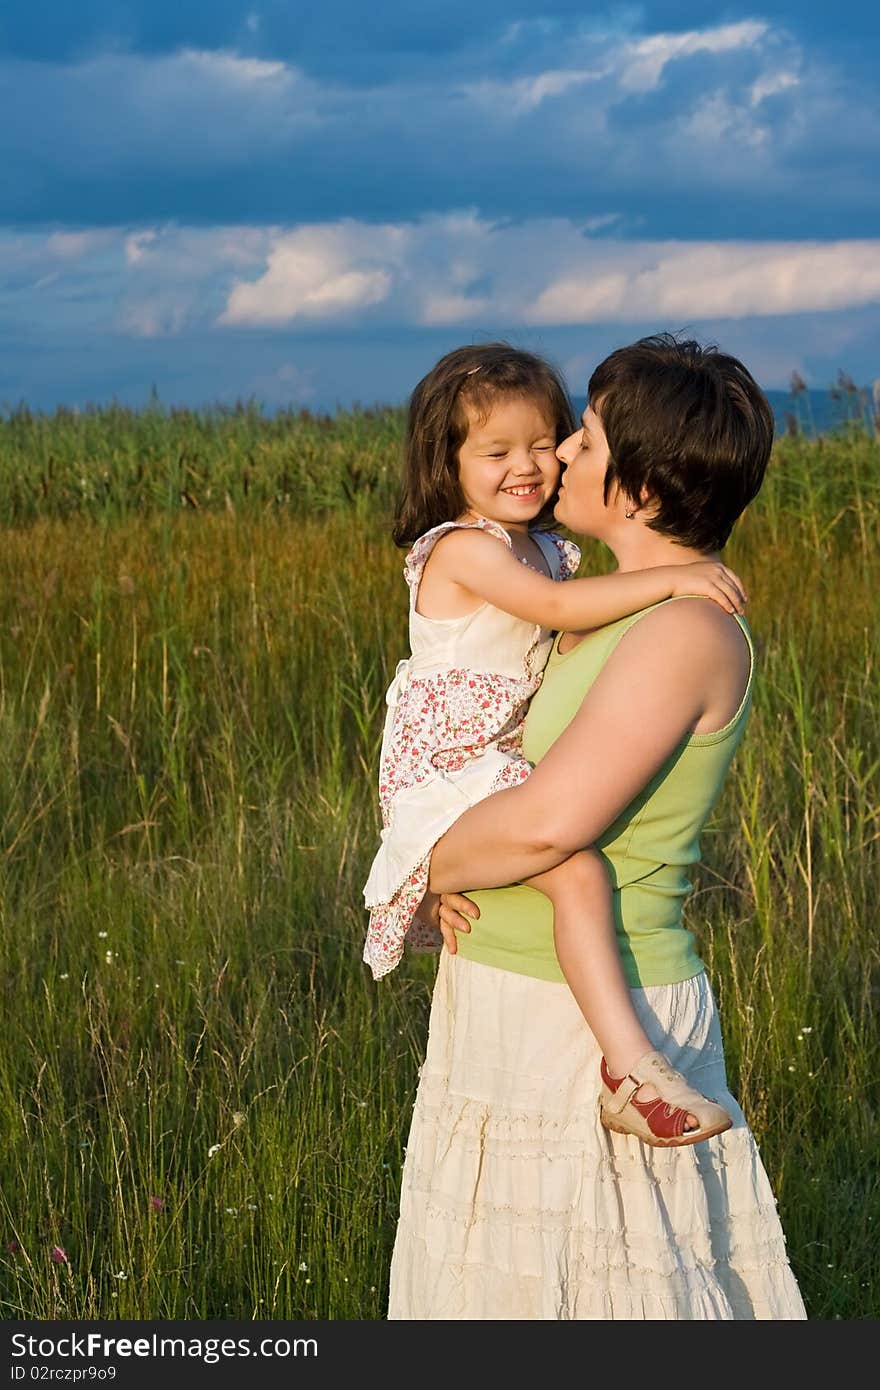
[427, 600, 743, 893]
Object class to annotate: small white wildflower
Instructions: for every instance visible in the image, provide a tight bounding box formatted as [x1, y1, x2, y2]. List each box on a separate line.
[208, 1143, 221, 1158]
[112, 1270, 128, 1280]
[801, 1026, 813, 1034]
[787, 1065, 795, 1072]
[232, 1111, 246, 1127]
[305, 1278, 311, 1285]
[246, 1203, 257, 1211]
[298, 1261, 308, 1271]
[98, 931, 108, 939]
[369, 1285, 376, 1293]
[225, 1207, 238, 1215]
[59, 973, 69, 980]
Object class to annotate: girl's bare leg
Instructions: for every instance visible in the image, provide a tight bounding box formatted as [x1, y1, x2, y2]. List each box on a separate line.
[525, 849, 652, 1076]
[524, 849, 696, 1120]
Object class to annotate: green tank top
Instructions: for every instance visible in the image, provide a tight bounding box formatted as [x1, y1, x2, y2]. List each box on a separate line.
[455, 597, 755, 987]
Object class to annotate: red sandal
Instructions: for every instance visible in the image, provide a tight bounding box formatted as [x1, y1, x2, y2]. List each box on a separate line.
[600, 1051, 733, 1148]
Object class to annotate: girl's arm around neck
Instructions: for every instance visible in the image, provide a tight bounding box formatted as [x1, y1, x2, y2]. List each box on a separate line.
[431, 528, 745, 629]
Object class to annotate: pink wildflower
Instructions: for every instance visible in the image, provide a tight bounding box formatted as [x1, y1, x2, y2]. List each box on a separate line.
[50, 1246, 68, 1264]
[6, 1239, 20, 1254]
[149, 1196, 164, 1212]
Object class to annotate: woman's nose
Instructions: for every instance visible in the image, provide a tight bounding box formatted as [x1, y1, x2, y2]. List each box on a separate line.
[556, 431, 578, 465]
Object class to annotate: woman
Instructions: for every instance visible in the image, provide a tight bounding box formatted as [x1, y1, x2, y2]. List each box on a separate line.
[387, 335, 806, 1320]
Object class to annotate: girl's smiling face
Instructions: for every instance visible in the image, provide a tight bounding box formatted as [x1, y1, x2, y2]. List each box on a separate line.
[456, 395, 560, 532]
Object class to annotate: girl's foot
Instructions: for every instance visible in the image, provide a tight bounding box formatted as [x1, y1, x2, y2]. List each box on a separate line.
[599, 1051, 732, 1148]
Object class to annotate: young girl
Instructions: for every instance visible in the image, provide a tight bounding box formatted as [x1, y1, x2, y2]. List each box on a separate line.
[363, 343, 747, 1146]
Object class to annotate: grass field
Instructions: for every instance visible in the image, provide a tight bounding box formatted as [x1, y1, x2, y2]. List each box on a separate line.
[0, 406, 877, 1319]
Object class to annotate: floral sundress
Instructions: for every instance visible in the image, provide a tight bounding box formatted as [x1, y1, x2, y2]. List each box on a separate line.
[362, 517, 581, 980]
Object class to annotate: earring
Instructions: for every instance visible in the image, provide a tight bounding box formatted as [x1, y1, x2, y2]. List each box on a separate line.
[625, 509, 637, 519]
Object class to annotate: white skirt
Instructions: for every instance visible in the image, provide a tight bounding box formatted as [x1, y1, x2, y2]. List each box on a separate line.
[388, 953, 807, 1320]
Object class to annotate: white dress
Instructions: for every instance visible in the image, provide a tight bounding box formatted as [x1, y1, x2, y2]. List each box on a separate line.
[362, 518, 581, 980]
[387, 955, 808, 1320]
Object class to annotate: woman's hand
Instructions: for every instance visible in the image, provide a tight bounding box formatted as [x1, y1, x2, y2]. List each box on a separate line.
[438, 892, 480, 954]
[671, 560, 747, 614]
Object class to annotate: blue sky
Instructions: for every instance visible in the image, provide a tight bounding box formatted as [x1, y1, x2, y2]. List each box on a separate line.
[1, 1, 878, 411]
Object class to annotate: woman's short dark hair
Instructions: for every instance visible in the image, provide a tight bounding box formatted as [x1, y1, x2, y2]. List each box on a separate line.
[589, 334, 774, 552]
[392, 343, 575, 548]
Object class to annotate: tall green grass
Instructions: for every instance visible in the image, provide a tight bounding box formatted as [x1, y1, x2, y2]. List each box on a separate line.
[0, 417, 877, 1319]
[0, 402, 404, 526]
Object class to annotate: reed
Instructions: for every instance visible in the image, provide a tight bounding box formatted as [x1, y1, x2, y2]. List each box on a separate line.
[0, 422, 877, 1319]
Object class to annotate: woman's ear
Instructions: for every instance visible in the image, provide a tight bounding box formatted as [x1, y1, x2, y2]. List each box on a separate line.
[637, 485, 659, 517]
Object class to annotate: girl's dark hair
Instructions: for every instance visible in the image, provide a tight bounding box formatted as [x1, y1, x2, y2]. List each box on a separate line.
[392, 343, 575, 548]
[589, 334, 774, 552]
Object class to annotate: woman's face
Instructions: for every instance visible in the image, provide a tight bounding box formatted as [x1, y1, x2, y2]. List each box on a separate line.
[554, 403, 632, 538]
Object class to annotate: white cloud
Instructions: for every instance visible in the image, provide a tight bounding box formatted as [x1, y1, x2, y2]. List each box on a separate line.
[46, 230, 115, 260]
[420, 293, 492, 326]
[619, 21, 769, 92]
[478, 67, 603, 114]
[219, 225, 397, 324]
[0, 48, 323, 185]
[125, 230, 158, 265]
[1, 15, 874, 238]
[11, 219, 880, 343]
[216, 218, 880, 329]
[583, 214, 624, 234]
[526, 241, 880, 323]
[124, 225, 273, 274]
[681, 91, 770, 149]
[750, 71, 800, 105]
[180, 48, 289, 86]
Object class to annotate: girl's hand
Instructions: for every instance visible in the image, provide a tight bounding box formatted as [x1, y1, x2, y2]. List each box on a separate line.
[671, 560, 747, 614]
[438, 892, 480, 954]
